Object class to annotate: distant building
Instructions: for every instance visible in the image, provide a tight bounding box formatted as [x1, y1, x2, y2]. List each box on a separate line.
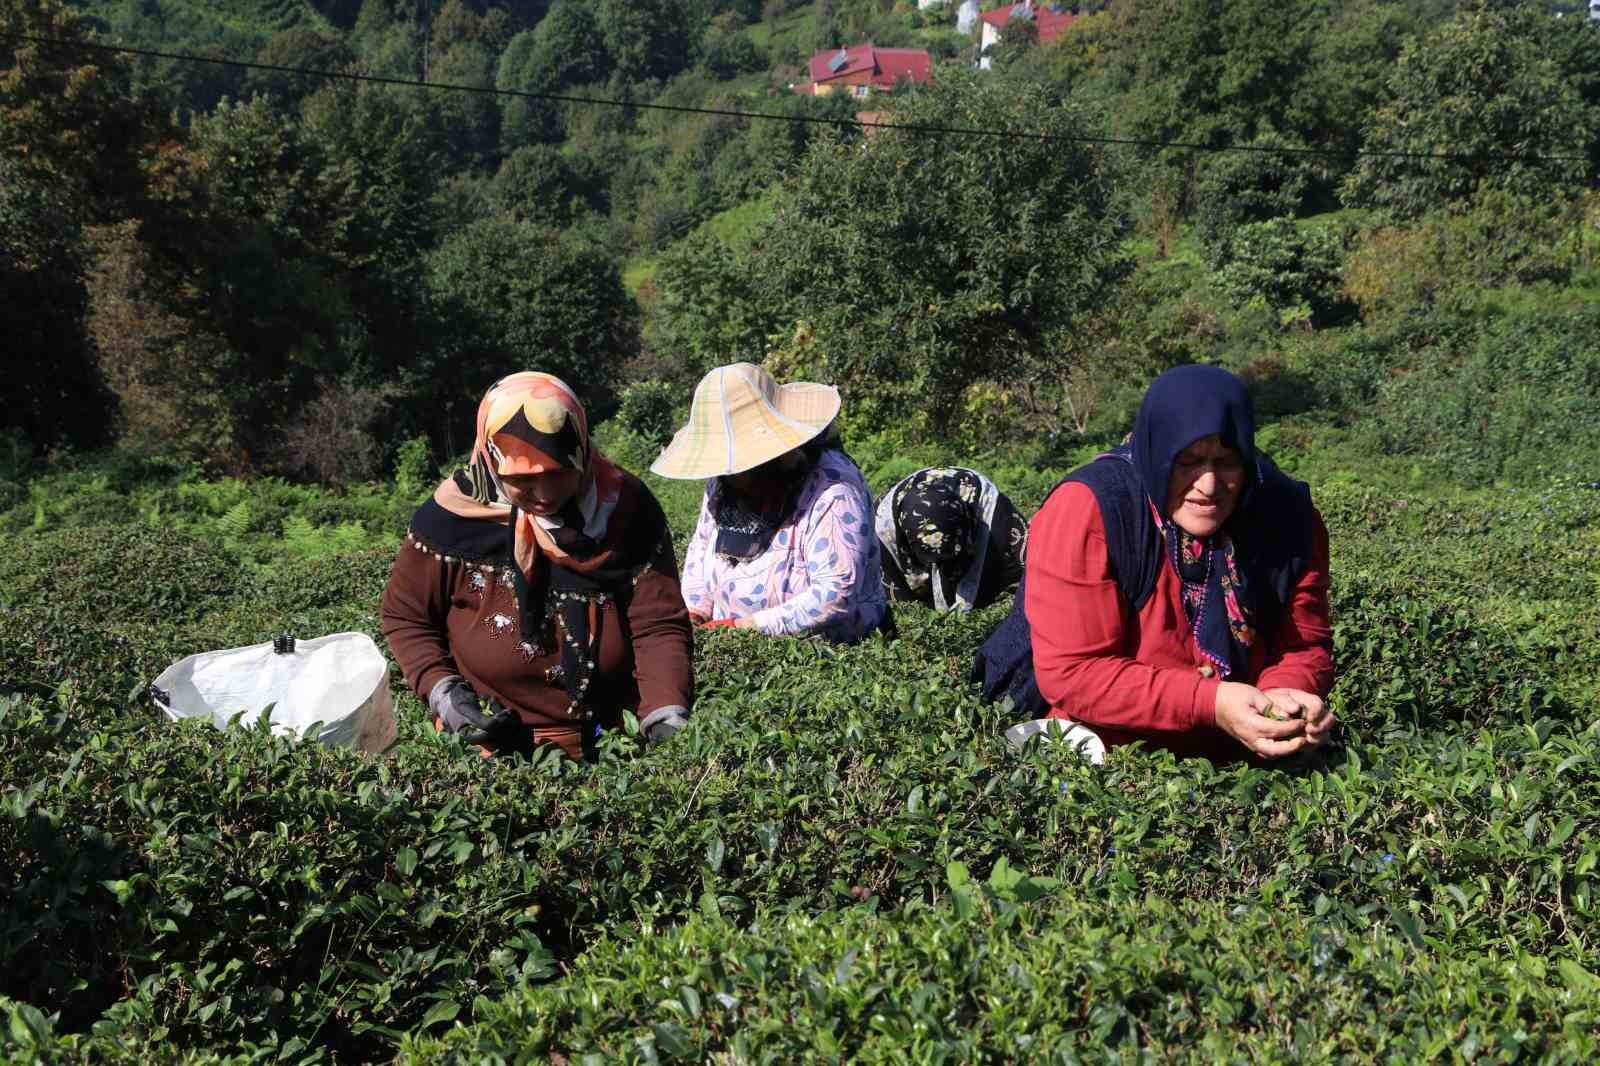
[957, 0, 980, 34]
[793, 44, 934, 98]
[978, 1, 1081, 70]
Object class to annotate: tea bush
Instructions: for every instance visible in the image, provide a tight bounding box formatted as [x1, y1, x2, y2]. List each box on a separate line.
[401, 895, 1600, 1063]
[2, 453, 1597, 1061]
[1368, 306, 1600, 483]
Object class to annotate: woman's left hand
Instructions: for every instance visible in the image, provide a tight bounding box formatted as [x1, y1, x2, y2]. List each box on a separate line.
[1261, 688, 1334, 746]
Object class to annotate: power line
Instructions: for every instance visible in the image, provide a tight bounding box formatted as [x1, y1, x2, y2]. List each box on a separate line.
[2, 30, 1595, 169]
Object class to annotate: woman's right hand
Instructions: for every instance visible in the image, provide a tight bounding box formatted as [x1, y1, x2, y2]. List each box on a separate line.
[429, 675, 490, 735]
[1214, 681, 1308, 759]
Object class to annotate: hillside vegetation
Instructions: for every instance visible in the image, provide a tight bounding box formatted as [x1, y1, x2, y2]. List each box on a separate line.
[3, 0, 1600, 1060]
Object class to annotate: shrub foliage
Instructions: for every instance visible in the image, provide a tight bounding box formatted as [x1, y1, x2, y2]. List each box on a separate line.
[2, 465, 1597, 1061]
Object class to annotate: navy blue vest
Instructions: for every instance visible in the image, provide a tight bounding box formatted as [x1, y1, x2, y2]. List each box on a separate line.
[970, 455, 1313, 719]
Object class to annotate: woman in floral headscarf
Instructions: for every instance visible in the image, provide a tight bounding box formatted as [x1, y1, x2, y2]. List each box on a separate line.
[381, 372, 692, 760]
[874, 467, 1027, 612]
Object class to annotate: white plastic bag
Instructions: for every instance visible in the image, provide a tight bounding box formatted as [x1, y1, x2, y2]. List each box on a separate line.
[150, 632, 397, 753]
[1003, 717, 1107, 765]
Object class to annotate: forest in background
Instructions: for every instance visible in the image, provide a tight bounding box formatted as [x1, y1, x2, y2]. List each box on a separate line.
[3, 0, 1599, 488]
[4, 0, 1600, 1060]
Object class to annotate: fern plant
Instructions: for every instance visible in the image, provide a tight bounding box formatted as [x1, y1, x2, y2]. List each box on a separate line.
[279, 514, 322, 559]
[214, 500, 254, 548]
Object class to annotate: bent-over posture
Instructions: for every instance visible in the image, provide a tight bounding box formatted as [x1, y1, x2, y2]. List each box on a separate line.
[875, 466, 1026, 612]
[652, 362, 888, 643]
[381, 372, 692, 759]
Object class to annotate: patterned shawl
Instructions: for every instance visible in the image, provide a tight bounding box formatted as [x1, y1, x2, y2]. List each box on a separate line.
[430, 372, 639, 711]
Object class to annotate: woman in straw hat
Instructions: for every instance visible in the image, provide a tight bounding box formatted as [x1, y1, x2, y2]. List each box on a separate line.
[652, 363, 889, 643]
[381, 372, 693, 760]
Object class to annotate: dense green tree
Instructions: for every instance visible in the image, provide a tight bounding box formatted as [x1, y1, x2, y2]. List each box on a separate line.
[427, 39, 500, 166]
[1300, 0, 1430, 163]
[310, 0, 367, 29]
[1191, 131, 1314, 255]
[706, 92, 852, 203]
[84, 0, 255, 112]
[429, 0, 483, 52]
[496, 0, 607, 149]
[300, 82, 443, 395]
[1, 0, 151, 221]
[495, 26, 559, 149]
[351, 0, 422, 78]
[247, 28, 355, 110]
[597, 0, 703, 87]
[811, 0, 840, 51]
[1085, 0, 1326, 148]
[117, 99, 352, 462]
[491, 144, 604, 226]
[658, 72, 1131, 427]
[0, 0, 152, 454]
[709, 0, 764, 23]
[701, 27, 767, 78]
[426, 219, 637, 434]
[1344, 2, 1600, 217]
[0, 157, 112, 454]
[527, 0, 609, 89]
[1210, 217, 1349, 327]
[85, 93, 444, 468]
[646, 228, 781, 378]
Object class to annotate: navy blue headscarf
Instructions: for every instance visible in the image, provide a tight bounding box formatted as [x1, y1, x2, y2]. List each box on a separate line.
[1131, 365, 1258, 518]
[1100, 363, 1326, 680]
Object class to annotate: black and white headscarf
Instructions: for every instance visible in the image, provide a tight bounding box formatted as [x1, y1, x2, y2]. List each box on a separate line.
[874, 467, 1000, 612]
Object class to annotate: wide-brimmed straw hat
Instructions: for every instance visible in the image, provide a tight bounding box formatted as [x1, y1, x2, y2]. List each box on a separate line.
[650, 362, 841, 480]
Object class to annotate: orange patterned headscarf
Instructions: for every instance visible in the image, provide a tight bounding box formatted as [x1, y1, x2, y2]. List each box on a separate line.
[438, 372, 623, 572]
[473, 371, 591, 479]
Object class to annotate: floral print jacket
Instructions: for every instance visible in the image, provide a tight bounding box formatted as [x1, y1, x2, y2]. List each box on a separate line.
[680, 449, 888, 643]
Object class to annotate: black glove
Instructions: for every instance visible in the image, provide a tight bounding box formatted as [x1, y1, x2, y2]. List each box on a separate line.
[429, 676, 490, 734]
[429, 678, 528, 750]
[458, 700, 530, 751]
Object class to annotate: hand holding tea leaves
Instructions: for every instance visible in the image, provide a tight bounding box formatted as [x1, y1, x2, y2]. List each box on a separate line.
[1214, 681, 1310, 759]
[1261, 687, 1334, 747]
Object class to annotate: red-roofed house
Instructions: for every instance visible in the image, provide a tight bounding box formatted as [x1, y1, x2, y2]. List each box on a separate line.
[793, 43, 933, 98]
[978, 2, 1080, 69]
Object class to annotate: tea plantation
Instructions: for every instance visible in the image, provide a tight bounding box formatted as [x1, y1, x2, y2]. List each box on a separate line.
[1, 437, 1597, 1063]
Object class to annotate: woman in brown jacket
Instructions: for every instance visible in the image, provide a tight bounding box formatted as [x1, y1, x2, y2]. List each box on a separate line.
[381, 372, 692, 760]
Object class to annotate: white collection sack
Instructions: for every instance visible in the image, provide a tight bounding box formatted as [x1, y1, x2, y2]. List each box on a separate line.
[150, 632, 397, 753]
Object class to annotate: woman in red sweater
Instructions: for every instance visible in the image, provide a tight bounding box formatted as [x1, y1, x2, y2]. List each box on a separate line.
[989, 365, 1334, 763]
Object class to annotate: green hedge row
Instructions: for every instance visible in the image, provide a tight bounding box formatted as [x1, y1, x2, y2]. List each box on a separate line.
[3, 623, 1596, 1059]
[2, 481, 1596, 1060]
[398, 896, 1600, 1063]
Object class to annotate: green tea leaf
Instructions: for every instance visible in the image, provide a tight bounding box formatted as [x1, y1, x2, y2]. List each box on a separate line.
[421, 1001, 460, 1028]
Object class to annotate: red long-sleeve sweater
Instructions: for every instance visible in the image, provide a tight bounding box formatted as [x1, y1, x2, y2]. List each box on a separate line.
[1025, 482, 1333, 762]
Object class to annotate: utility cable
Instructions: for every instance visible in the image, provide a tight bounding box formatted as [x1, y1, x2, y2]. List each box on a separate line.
[3, 30, 1597, 168]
